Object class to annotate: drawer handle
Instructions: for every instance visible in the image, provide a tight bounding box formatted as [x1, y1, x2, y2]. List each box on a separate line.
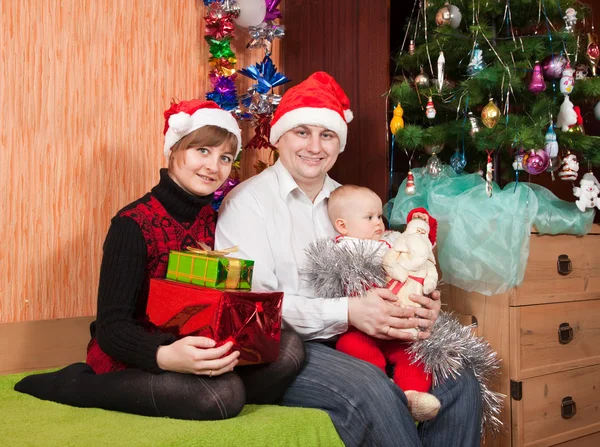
[561, 396, 577, 419]
[558, 323, 574, 344]
[557, 254, 572, 275]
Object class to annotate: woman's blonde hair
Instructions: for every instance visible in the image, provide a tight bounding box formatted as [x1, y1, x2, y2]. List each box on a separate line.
[168, 125, 238, 169]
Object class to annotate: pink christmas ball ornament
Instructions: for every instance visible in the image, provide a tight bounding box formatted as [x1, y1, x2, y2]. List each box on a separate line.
[541, 54, 568, 80]
[523, 149, 550, 175]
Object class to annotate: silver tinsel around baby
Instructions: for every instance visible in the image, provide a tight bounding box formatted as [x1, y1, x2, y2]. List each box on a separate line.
[302, 238, 505, 436]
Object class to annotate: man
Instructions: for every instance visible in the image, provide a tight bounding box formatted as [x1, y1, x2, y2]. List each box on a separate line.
[216, 71, 482, 446]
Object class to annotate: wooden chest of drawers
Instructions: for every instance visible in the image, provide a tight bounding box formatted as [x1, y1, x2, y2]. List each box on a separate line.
[444, 225, 600, 447]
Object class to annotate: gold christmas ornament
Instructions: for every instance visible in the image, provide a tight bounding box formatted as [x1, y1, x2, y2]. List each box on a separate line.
[481, 98, 501, 129]
[390, 103, 405, 134]
[415, 67, 430, 88]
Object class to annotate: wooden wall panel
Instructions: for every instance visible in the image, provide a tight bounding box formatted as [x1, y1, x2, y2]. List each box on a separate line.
[280, 0, 390, 200]
[0, 0, 274, 323]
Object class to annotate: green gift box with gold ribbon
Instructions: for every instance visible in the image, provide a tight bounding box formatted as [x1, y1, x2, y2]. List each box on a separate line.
[166, 244, 254, 290]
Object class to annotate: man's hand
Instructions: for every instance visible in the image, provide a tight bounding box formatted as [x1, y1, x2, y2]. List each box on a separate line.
[348, 288, 423, 341]
[409, 290, 441, 339]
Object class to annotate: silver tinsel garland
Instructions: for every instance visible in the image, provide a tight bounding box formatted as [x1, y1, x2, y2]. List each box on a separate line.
[302, 237, 504, 436]
[409, 312, 505, 437]
[301, 238, 387, 298]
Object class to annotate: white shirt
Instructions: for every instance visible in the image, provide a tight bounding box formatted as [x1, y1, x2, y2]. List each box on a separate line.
[215, 160, 348, 341]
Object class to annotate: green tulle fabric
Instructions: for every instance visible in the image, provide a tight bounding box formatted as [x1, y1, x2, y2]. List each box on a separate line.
[384, 167, 595, 296]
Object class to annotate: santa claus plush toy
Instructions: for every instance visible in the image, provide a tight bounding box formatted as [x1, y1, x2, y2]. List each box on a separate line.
[383, 208, 438, 336]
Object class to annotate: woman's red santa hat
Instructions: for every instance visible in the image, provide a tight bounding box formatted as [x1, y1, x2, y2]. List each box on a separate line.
[269, 71, 353, 151]
[163, 99, 242, 159]
[407, 207, 437, 246]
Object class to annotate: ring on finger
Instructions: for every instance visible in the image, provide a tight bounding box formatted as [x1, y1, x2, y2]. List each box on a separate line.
[209, 370, 213, 377]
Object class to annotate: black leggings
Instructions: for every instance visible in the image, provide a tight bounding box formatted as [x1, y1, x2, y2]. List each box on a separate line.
[14, 329, 305, 421]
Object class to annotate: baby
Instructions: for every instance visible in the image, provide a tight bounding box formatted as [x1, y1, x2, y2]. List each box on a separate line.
[326, 185, 441, 421]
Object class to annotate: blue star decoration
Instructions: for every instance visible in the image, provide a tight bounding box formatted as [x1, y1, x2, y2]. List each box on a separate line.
[238, 56, 290, 95]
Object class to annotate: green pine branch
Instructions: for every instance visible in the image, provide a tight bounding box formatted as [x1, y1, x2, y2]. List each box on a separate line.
[390, 0, 600, 173]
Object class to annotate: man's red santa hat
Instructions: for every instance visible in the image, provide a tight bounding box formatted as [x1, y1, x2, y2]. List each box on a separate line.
[269, 71, 353, 151]
[163, 99, 242, 159]
[407, 207, 437, 246]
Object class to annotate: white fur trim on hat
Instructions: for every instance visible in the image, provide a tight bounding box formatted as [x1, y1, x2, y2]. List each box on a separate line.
[269, 107, 349, 152]
[163, 108, 242, 159]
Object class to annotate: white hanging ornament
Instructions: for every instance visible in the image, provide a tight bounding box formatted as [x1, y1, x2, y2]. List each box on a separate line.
[560, 62, 575, 95]
[425, 97, 436, 119]
[594, 101, 600, 120]
[437, 51, 445, 91]
[405, 170, 416, 195]
[425, 154, 443, 178]
[573, 172, 600, 212]
[558, 152, 579, 181]
[564, 8, 577, 33]
[232, 0, 267, 28]
[575, 64, 589, 80]
[544, 123, 559, 158]
[512, 149, 525, 171]
[555, 95, 578, 131]
[485, 151, 494, 198]
[467, 44, 484, 76]
[467, 111, 480, 136]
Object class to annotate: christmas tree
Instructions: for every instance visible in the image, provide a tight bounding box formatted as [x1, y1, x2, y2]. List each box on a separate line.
[390, 0, 600, 185]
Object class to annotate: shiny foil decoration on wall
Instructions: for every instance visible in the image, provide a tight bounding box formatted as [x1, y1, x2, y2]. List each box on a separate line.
[481, 98, 501, 129]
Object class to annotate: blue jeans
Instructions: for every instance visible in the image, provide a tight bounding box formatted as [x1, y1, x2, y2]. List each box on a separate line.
[281, 342, 482, 447]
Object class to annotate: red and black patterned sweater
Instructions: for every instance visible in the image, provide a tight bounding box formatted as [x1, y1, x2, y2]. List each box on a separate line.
[90, 168, 216, 373]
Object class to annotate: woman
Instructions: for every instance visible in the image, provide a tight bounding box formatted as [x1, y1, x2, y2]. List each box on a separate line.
[15, 100, 305, 420]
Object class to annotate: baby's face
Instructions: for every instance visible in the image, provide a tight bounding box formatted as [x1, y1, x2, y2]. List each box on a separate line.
[344, 192, 384, 240]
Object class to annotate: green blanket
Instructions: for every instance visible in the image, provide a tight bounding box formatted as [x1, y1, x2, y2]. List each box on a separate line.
[0, 371, 343, 447]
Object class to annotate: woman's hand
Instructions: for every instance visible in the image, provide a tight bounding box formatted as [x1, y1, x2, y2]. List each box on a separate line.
[409, 290, 441, 339]
[348, 288, 422, 341]
[156, 337, 240, 376]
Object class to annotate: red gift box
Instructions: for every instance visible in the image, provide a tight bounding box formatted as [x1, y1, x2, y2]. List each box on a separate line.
[146, 279, 283, 366]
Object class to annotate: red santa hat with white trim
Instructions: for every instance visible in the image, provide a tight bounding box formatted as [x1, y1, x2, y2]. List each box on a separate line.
[407, 207, 438, 246]
[269, 71, 354, 151]
[163, 99, 242, 159]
